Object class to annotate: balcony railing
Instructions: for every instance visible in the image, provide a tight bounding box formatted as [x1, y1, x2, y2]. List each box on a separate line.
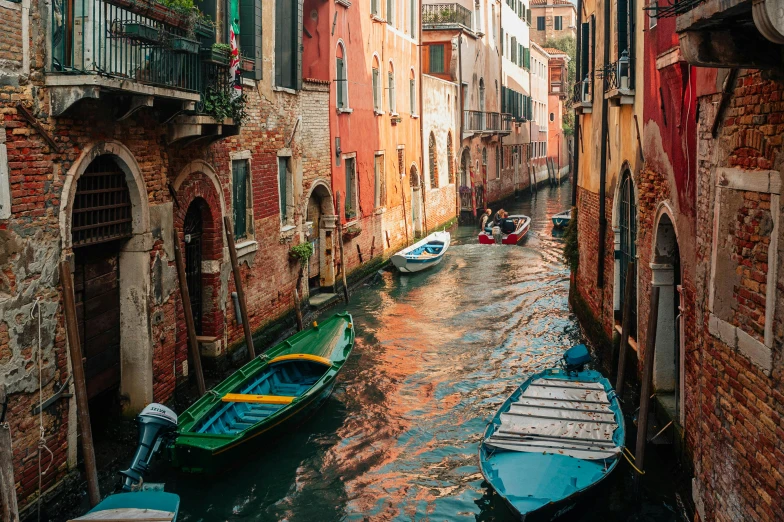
[644, 0, 707, 19]
[601, 56, 635, 93]
[464, 110, 512, 133]
[573, 73, 593, 105]
[50, 0, 203, 92]
[422, 3, 473, 30]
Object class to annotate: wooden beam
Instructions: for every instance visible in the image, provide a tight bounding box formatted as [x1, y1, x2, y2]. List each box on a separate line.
[615, 261, 635, 395]
[634, 115, 644, 162]
[0, 385, 19, 522]
[59, 262, 100, 507]
[15, 104, 61, 153]
[634, 285, 660, 494]
[172, 230, 206, 397]
[223, 217, 256, 361]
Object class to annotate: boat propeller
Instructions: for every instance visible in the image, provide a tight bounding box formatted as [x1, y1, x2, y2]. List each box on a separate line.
[120, 403, 178, 492]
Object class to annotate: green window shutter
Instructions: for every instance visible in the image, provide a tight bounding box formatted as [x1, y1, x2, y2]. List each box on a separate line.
[239, 0, 262, 80]
[232, 160, 248, 240]
[410, 0, 415, 35]
[500, 28, 504, 55]
[336, 57, 345, 108]
[429, 44, 444, 73]
[618, 0, 628, 55]
[526, 8, 531, 23]
[274, 0, 301, 89]
[278, 157, 288, 222]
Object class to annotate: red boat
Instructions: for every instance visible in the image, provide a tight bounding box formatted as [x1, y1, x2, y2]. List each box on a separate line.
[478, 215, 532, 245]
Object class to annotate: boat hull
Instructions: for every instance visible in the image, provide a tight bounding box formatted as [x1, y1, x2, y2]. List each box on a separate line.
[479, 367, 624, 521]
[478, 215, 531, 245]
[551, 210, 571, 229]
[391, 231, 450, 273]
[391, 253, 445, 273]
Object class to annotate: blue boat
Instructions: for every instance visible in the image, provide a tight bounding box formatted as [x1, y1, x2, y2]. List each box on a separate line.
[391, 231, 450, 273]
[70, 491, 180, 521]
[551, 209, 572, 228]
[479, 346, 625, 521]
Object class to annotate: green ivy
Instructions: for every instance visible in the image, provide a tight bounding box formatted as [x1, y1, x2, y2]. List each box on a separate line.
[290, 243, 314, 262]
[212, 42, 231, 53]
[203, 88, 247, 124]
[562, 206, 579, 273]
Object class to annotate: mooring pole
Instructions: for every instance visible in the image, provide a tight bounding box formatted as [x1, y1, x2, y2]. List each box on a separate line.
[400, 178, 410, 246]
[173, 230, 206, 396]
[293, 288, 304, 332]
[0, 385, 19, 522]
[59, 261, 100, 507]
[420, 176, 429, 236]
[335, 193, 350, 303]
[615, 261, 635, 395]
[223, 217, 256, 361]
[634, 285, 660, 494]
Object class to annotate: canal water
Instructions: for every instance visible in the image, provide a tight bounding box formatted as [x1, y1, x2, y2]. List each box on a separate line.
[164, 182, 687, 521]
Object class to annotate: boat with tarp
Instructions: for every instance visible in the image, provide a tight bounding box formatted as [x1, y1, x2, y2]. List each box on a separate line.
[170, 312, 355, 473]
[479, 345, 625, 520]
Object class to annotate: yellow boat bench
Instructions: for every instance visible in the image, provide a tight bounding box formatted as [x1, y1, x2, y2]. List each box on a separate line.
[221, 394, 296, 405]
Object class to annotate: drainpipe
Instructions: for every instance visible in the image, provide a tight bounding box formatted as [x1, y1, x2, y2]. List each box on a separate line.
[418, 0, 428, 233]
[597, 0, 610, 288]
[571, 0, 582, 207]
[457, 32, 464, 218]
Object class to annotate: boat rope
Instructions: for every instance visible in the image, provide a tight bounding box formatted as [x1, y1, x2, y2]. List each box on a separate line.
[621, 447, 645, 475]
[32, 298, 54, 522]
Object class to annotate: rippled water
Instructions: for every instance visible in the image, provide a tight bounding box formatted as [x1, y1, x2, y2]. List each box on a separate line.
[165, 182, 685, 522]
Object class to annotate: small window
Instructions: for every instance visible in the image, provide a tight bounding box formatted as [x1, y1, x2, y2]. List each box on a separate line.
[374, 153, 386, 208]
[372, 65, 381, 111]
[277, 155, 293, 225]
[336, 43, 348, 109]
[371, 0, 379, 16]
[345, 157, 358, 220]
[550, 112, 555, 122]
[386, 0, 395, 25]
[536, 16, 545, 31]
[482, 147, 487, 166]
[232, 159, 252, 240]
[554, 16, 563, 30]
[429, 44, 445, 74]
[388, 67, 396, 113]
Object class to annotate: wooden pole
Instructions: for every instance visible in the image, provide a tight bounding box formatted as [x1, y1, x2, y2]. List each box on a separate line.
[293, 289, 304, 331]
[58, 262, 100, 508]
[615, 261, 635, 395]
[0, 385, 19, 522]
[634, 285, 660, 493]
[400, 178, 410, 246]
[172, 231, 206, 397]
[335, 193, 350, 303]
[356, 243, 363, 263]
[370, 236, 376, 258]
[419, 176, 429, 236]
[385, 231, 391, 249]
[223, 217, 256, 361]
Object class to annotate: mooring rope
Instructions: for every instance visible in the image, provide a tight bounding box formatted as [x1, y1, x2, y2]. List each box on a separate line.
[31, 298, 54, 522]
[621, 446, 645, 475]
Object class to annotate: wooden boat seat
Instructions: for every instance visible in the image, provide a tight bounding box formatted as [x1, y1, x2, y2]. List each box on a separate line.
[222, 394, 296, 405]
[269, 354, 332, 366]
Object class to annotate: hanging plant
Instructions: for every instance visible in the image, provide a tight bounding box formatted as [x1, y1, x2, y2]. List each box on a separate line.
[289, 242, 314, 263]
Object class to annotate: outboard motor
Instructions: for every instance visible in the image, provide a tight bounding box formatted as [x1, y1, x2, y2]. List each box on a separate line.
[120, 403, 178, 491]
[562, 344, 591, 374]
[492, 225, 503, 244]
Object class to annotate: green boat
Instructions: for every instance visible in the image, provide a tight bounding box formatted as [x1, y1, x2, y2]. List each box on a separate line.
[170, 312, 354, 473]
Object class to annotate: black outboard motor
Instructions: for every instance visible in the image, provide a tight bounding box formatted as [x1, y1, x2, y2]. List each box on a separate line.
[120, 403, 178, 491]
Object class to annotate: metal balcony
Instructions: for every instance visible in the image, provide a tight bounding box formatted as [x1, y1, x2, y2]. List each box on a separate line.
[601, 55, 635, 106]
[573, 74, 593, 114]
[422, 3, 473, 31]
[463, 110, 512, 135]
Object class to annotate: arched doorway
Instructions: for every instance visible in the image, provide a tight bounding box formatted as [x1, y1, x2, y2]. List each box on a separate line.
[652, 211, 682, 423]
[184, 200, 205, 335]
[617, 170, 637, 337]
[410, 165, 423, 237]
[460, 149, 470, 187]
[306, 182, 336, 290]
[71, 155, 133, 430]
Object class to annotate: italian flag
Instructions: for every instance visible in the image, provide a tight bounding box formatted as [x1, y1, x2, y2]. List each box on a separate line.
[229, 0, 242, 98]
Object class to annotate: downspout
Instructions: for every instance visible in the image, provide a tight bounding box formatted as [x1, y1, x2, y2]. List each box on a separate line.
[419, 0, 428, 233]
[597, 0, 610, 288]
[457, 32, 464, 218]
[571, 0, 582, 207]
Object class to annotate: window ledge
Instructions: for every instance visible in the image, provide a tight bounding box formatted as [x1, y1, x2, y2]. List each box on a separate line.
[411, 114, 419, 119]
[335, 0, 351, 6]
[337, 107, 354, 114]
[374, 109, 385, 116]
[273, 86, 299, 95]
[390, 112, 399, 117]
[371, 14, 386, 22]
[235, 239, 259, 258]
[279, 224, 297, 240]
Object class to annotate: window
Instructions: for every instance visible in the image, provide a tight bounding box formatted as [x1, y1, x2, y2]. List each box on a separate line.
[490, 5, 495, 40]
[386, 0, 394, 25]
[372, 63, 381, 111]
[619, 171, 637, 337]
[554, 16, 562, 30]
[495, 147, 500, 179]
[479, 78, 485, 113]
[482, 147, 487, 166]
[232, 159, 251, 240]
[447, 133, 454, 184]
[536, 16, 545, 31]
[429, 44, 445, 73]
[618, 0, 629, 56]
[371, 0, 379, 16]
[277, 155, 293, 225]
[344, 157, 357, 220]
[474, 2, 483, 33]
[238, 0, 262, 80]
[511, 37, 517, 63]
[274, 0, 301, 90]
[336, 43, 348, 109]
[429, 132, 439, 189]
[410, 0, 416, 34]
[410, 76, 416, 114]
[580, 22, 590, 80]
[388, 65, 396, 113]
[550, 112, 555, 122]
[374, 153, 386, 208]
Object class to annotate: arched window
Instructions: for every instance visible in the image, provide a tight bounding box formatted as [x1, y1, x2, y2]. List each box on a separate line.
[336, 41, 348, 109]
[409, 69, 416, 115]
[372, 55, 381, 112]
[447, 133, 454, 184]
[429, 132, 438, 189]
[482, 147, 487, 166]
[388, 61, 396, 113]
[619, 170, 637, 337]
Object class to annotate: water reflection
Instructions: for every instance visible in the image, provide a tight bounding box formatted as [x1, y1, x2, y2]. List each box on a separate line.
[169, 183, 682, 521]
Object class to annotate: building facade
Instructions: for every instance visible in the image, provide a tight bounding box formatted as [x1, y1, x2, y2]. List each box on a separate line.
[545, 48, 570, 177]
[530, 0, 577, 44]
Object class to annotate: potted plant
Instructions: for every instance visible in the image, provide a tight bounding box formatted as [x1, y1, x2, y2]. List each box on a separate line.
[343, 224, 362, 240]
[170, 35, 200, 53]
[289, 242, 314, 263]
[123, 22, 161, 44]
[201, 42, 231, 65]
[194, 16, 216, 46]
[241, 56, 254, 72]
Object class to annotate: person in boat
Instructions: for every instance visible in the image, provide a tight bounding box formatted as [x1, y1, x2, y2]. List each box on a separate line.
[494, 209, 505, 226]
[480, 208, 492, 232]
[501, 214, 517, 234]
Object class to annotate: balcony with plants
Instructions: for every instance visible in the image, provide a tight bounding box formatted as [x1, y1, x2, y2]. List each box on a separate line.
[47, 0, 247, 138]
[463, 110, 513, 135]
[421, 3, 473, 32]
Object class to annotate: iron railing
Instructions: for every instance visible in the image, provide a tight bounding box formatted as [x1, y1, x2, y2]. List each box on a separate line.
[50, 0, 201, 92]
[573, 73, 593, 104]
[422, 3, 473, 30]
[601, 57, 635, 93]
[464, 110, 512, 133]
[644, 0, 707, 19]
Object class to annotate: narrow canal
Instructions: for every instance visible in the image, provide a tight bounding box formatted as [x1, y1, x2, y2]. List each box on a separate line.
[166, 182, 686, 521]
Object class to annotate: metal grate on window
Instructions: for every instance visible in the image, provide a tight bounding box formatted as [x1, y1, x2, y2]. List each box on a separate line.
[71, 156, 132, 248]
